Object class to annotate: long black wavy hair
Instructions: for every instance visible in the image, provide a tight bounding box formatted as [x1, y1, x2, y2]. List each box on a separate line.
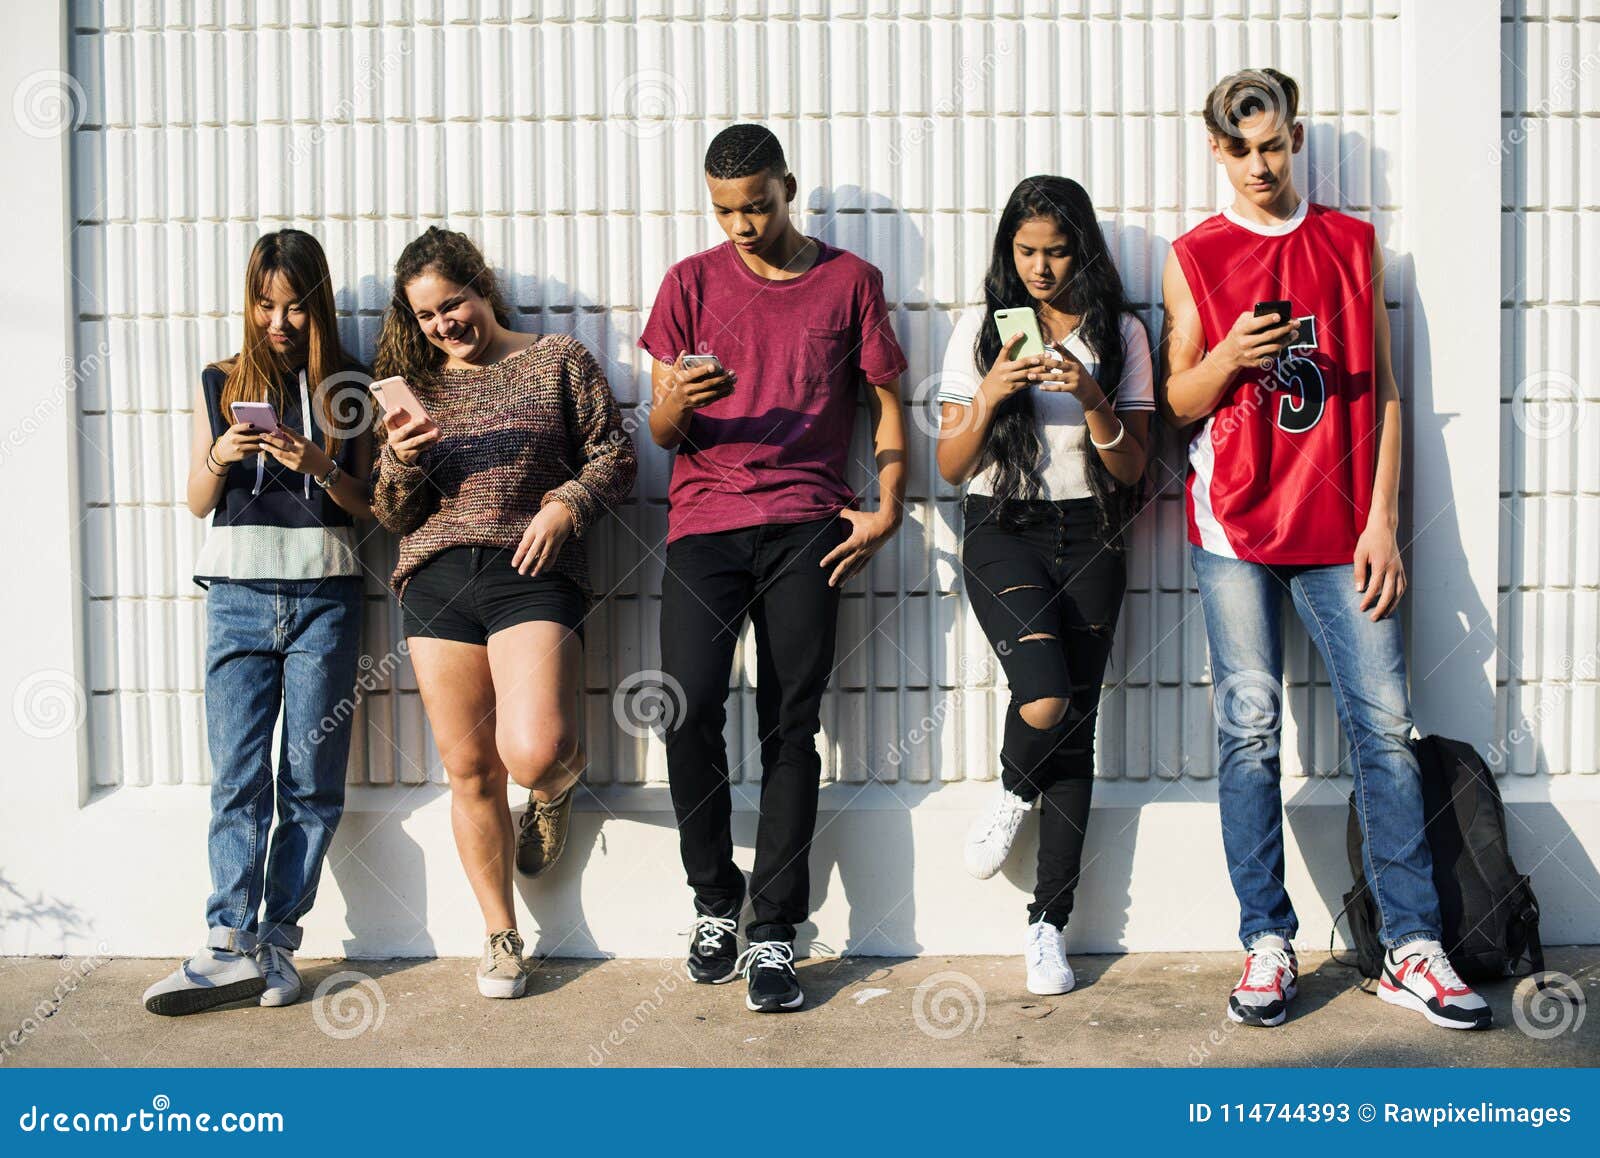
[974, 175, 1143, 537]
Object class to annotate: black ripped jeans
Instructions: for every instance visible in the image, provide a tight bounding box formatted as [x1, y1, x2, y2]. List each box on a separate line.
[960, 494, 1127, 927]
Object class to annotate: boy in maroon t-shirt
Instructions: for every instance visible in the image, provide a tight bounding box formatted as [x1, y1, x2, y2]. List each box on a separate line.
[639, 124, 907, 1014]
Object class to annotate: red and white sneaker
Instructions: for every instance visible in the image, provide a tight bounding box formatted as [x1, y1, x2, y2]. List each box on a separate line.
[1227, 935, 1298, 1027]
[1378, 940, 1492, 1030]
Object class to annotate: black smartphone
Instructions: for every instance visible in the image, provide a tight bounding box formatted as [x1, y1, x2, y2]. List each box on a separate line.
[1254, 300, 1292, 322]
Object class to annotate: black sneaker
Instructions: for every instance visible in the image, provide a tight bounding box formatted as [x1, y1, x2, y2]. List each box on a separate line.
[737, 940, 803, 1012]
[686, 897, 742, 984]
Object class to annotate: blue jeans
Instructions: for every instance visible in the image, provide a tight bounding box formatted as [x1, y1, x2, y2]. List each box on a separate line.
[1189, 545, 1441, 951]
[203, 577, 363, 952]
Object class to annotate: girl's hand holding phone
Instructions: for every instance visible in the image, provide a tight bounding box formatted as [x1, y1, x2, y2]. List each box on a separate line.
[1030, 343, 1102, 403]
[977, 329, 1046, 406]
[384, 408, 441, 466]
[213, 421, 265, 466]
[260, 425, 333, 476]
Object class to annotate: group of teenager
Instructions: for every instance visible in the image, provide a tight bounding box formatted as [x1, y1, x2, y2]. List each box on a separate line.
[142, 69, 1492, 1033]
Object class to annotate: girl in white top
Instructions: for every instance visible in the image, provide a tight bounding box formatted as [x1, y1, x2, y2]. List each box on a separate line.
[934, 175, 1153, 1000]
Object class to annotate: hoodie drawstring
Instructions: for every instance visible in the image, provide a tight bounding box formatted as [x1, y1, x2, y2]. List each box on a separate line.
[248, 370, 314, 500]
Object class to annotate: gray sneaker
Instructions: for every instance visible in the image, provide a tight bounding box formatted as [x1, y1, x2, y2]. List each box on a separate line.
[515, 784, 574, 878]
[476, 929, 530, 999]
[143, 941, 266, 1016]
[256, 944, 302, 1007]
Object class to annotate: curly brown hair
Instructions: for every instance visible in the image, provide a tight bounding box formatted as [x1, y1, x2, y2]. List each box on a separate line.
[373, 225, 513, 387]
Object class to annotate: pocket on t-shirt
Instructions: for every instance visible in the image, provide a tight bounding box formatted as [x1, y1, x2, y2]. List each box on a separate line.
[800, 325, 856, 383]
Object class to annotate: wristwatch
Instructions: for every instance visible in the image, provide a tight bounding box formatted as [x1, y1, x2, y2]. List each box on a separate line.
[314, 463, 342, 490]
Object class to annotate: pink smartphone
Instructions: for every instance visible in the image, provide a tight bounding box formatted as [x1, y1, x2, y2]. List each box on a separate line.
[368, 376, 430, 426]
[229, 401, 280, 434]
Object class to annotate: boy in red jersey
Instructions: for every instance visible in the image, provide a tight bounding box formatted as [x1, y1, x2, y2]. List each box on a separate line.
[1159, 69, 1489, 1031]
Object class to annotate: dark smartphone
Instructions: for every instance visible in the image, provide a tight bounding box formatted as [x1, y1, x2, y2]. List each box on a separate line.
[1254, 300, 1292, 322]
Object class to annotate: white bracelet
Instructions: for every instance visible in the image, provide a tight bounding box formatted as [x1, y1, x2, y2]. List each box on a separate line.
[1090, 416, 1126, 451]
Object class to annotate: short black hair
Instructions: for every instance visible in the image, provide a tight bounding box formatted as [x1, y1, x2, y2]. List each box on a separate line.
[704, 124, 787, 180]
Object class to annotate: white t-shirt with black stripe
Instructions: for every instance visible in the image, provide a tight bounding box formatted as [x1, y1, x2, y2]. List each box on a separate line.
[936, 310, 1155, 501]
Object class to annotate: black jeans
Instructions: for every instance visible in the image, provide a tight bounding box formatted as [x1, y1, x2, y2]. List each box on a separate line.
[961, 494, 1127, 927]
[661, 515, 847, 943]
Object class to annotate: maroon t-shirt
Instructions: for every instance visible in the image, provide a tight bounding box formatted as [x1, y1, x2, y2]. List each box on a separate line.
[639, 239, 908, 543]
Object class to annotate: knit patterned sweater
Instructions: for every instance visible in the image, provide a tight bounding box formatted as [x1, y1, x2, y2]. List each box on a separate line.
[371, 333, 637, 604]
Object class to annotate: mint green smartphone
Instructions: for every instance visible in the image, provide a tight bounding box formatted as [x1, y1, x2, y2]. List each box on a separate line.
[992, 307, 1045, 360]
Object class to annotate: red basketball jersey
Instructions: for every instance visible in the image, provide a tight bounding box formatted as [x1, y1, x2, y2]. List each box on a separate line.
[1172, 200, 1377, 564]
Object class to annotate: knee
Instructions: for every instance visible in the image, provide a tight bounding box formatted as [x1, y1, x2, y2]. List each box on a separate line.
[443, 744, 504, 798]
[500, 728, 581, 791]
[1018, 696, 1070, 731]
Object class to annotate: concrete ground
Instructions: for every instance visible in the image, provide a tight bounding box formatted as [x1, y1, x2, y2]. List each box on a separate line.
[1, 949, 1595, 1068]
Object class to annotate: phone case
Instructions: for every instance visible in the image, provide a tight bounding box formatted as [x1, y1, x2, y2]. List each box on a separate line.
[993, 308, 1046, 360]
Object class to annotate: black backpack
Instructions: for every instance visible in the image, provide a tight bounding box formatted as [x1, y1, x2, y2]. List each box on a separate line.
[1336, 734, 1544, 982]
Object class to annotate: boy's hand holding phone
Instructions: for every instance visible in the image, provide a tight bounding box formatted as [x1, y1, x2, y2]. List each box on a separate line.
[1218, 304, 1300, 373]
[668, 352, 738, 412]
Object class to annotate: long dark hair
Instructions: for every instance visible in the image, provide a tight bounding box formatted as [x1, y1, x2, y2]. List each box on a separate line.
[974, 176, 1141, 536]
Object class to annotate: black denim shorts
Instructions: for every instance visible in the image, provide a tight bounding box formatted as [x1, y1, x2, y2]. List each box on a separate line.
[400, 545, 586, 646]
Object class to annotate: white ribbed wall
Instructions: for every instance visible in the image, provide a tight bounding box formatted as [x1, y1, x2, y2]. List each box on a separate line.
[69, 0, 1410, 797]
[7, 0, 1589, 957]
[1497, 0, 1600, 782]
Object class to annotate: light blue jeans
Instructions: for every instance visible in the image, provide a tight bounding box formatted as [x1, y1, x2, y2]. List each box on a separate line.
[203, 577, 363, 952]
[1190, 545, 1441, 951]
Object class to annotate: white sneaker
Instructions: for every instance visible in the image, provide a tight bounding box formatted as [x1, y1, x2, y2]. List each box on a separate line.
[1227, 935, 1299, 1027]
[1025, 920, 1075, 995]
[476, 929, 530, 999]
[256, 944, 302, 1008]
[1378, 940, 1492, 1030]
[143, 943, 265, 1016]
[964, 785, 1033, 879]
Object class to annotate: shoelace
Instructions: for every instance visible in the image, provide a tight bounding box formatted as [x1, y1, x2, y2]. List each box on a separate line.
[1026, 923, 1063, 968]
[259, 944, 292, 980]
[690, 914, 737, 955]
[974, 793, 1028, 842]
[1244, 943, 1294, 988]
[488, 930, 523, 966]
[1410, 944, 1466, 991]
[734, 940, 795, 978]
